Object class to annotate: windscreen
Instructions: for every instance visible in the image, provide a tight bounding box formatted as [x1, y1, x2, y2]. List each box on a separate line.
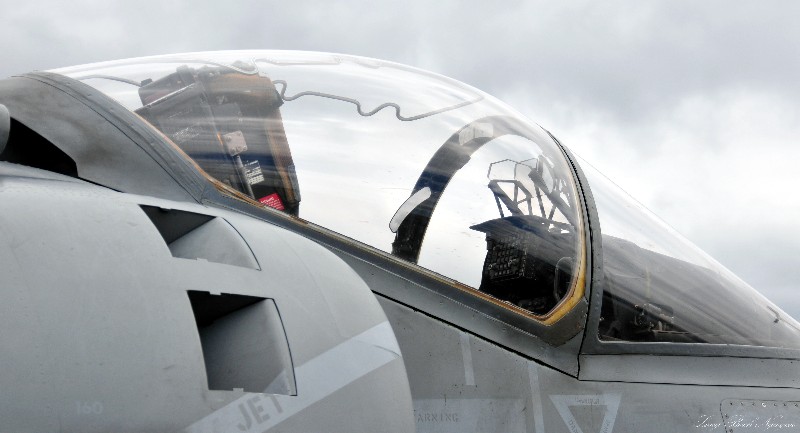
[581, 158, 800, 348]
[53, 51, 587, 324]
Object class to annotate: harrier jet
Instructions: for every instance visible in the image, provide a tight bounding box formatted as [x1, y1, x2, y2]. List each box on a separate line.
[1, 51, 798, 433]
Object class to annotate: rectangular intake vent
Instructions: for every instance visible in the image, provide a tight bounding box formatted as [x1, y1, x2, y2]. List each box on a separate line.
[187, 291, 296, 395]
[141, 205, 260, 270]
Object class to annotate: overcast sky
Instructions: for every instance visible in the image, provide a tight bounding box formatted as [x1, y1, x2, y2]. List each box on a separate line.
[4, 1, 799, 319]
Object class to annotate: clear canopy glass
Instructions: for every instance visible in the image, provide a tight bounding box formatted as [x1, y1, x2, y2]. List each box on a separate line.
[579, 158, 800, 348]
[54, 51, 587, 324]
[52, 51, 800, 349]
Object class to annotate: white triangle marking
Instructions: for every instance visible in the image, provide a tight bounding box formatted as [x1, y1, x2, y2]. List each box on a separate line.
[549, 394, 621, 433]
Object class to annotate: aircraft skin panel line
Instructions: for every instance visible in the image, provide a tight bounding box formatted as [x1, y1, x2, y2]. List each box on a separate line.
[528, 362, 546, 433]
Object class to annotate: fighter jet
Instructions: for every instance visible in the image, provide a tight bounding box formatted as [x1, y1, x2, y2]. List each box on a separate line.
[1, 51, 798, 433]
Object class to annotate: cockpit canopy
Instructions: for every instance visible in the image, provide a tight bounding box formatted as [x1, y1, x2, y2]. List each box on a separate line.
[55, 51, 586, 325]
[51, 51, 800, 350]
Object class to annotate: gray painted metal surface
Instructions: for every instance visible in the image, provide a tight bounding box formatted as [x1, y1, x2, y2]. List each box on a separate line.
[0, 165, 413, 432]
[1, 51, 799, 432]
[378, 295, 800, 433]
